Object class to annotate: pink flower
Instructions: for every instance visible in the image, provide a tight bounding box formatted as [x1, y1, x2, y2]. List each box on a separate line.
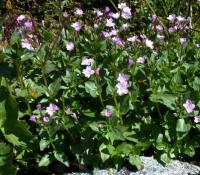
[104, 108, 112, 117]
[110, 29, 118, 36]
[116, 82, 129, 95]
[128, 59, 134, 66]
[118, 3, 127, 9]
[127, 36, 138, 43]
[46, 103, 58, 116]
[36, 103, 42, 110]
[74, 8, 83, 15]
[71, 112, 77, 120]
[167, 14, 176, 22]
[43, 116, 49, 123]
[117, 73, 128, 83]
[106, 18, 115, 27]
[95, 9, 103, 17]
[180, 38, 187, 44]
[116, 73, 129, 96]
[112, 37, 123, 46]
[168, 27, 175, 33]
[102, 31, 111, 38]
[17, 15, 26, 22]
[21, 39, 34, 51]
[137, 56, 145, 64]
[81, 57, 94, 66]
[95, 68, 100, 75]
[194, 116, 200, 123]
[105, 7, 110, 13]
[71, 22, 81, 31]
[112, 12, 120, 19]
[29, 115, 36, 122]
[82, 66, 95, 78]
[152, 14, 157, 23]
[24, 21, 33, 29]
[156, 25, 163, 33]
[121, 6, 132, 19]
[177, 16, 185, 22]
[183, 99, 195, 113]
[63, 12, 68, 17]
[122, 23, 129, 30]
[66, 42, 74, 51]
[145, 39, 154, 49]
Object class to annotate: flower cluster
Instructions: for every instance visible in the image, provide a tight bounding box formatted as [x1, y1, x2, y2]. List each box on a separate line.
[81, 57, 95, 78]
[116, 73, 129, 96]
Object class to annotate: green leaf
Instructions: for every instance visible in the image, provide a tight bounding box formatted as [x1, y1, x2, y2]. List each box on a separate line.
[39, 154, 54, 167]
[44, 62, 58, 74]
[88, 122, 100, 133]
[129, 155, 142, 170]
[53, 151, 69, 167]
[84, 81, 99, 98]
[176, 119, 191, 133]
[116, 143, 133, 155]
[0, 142, 17, 175]
[150, 93, 177, 110]
[99, 143, 110, 162]
[160, 153, 171, 164]
[39, 139, 50, 151]
[48, 78, 61, 97]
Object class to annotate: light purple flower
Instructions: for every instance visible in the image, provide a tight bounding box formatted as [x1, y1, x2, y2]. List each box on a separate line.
[81, 57, 94, 66]
[66, 42, 74, 51]
[117, 73, 128, 83]
[105, 6, 110, 13]
[24, 21, 33, 29]
[106, 18, 115, 27]
[118, 3, 127, 9]
[127, 36, 138, 43]
[63, 12, 68, 17]
[112, 37, 123, 46]
[43, 116, 49, 123]
[110, 29, 118, 36]
[116, 82, 129, 95]
[95, 67, 100, 75]
[71, 22, 81, 31]
[168, 27, 175, 33]
[21, 39, 34, 50]
[46, 103, 58, 116]
[29, 115, 36, 122]
[36, 103, 42, 110]
[145, 39, 154, 49]
[82, 66, 95, 78]
[194, 115, 200, 123]
[71, 112, 77, 120]
[74, 8, 83, 15]
[112, 12, 120, 19]
[128, 59, 134, 66]
[17, 15, 26, 22]
[95, 9, 103, 17]
[180, 38, 187, 44]
[177, 16, 185, 22]
[121, 6, 132, 19]
[122, 23, 129, 30]
[102, 31, 111, 38]
[157, 34, 165, 40]
[136, 56, 145, 64]
[152, 14, 157, 23]
[167, 14, 176, 22]
[104, 108, 112, 117]
[195, 44, 199, 48]
[156, 25, 163, 33]
[183, 99, 195, 113]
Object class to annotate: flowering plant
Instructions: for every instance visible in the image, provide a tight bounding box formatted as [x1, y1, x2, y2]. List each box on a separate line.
[1, 0, 200, 174]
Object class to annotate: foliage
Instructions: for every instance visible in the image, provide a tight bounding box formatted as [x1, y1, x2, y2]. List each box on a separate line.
[1, 0, 200, 174]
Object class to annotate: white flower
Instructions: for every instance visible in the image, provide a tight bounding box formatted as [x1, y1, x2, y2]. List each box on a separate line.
[82, 66, 95, 78]
[112, 12, 120, 19]
[145, 39, 154, 49]
[21, 39, 34, 51]
[66, 42, 74, 51]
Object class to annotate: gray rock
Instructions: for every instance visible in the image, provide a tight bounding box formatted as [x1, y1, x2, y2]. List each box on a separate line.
[63, 156, 200, 175]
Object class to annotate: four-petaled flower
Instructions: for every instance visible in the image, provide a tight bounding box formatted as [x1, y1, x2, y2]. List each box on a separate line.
[46, 103, 59, 116]
[82, 66, 95, 78]
[183, 100, 195, 113]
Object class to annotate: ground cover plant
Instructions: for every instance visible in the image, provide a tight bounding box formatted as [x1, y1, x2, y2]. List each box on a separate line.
[1, 0, 200, 174]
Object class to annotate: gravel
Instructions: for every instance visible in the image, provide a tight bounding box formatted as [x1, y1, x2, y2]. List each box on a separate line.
[63, 156, 200, 175]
